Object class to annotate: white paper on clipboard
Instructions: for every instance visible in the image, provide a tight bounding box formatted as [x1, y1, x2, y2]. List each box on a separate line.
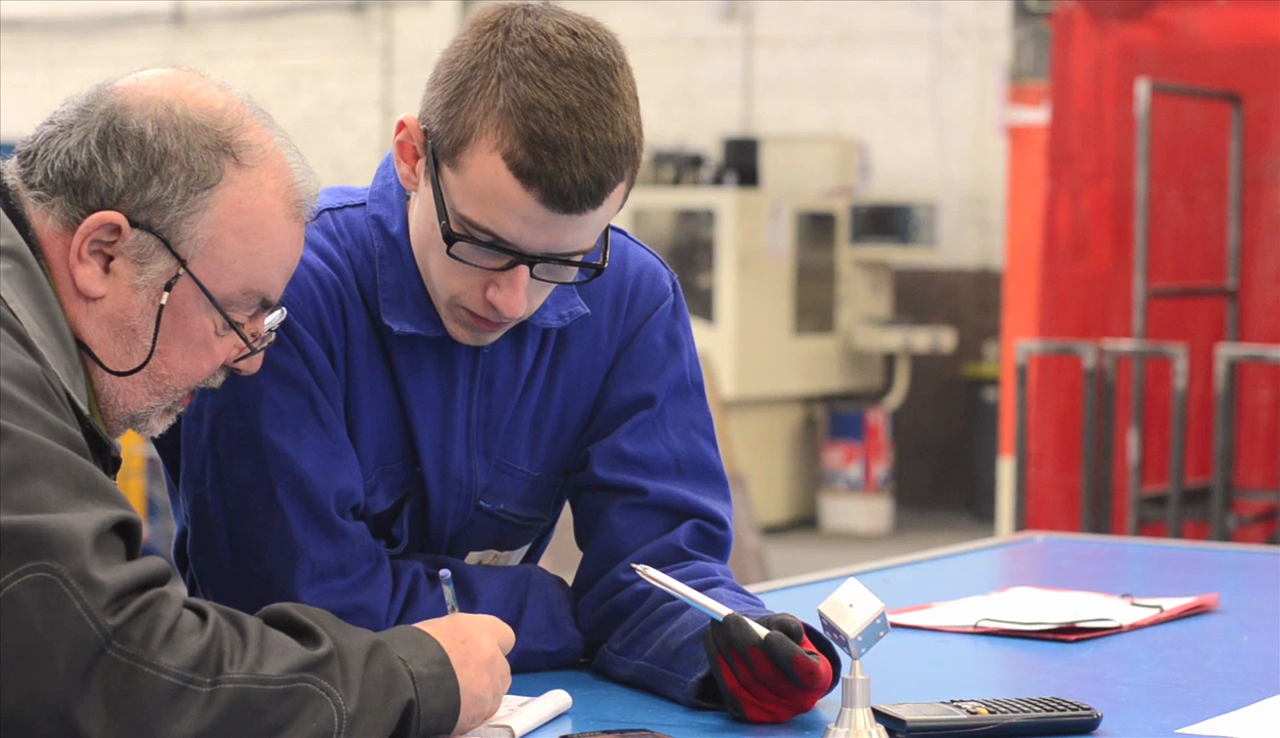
[889, 586, 1199, 631]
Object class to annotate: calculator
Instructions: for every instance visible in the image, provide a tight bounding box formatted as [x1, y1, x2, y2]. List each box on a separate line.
[871, 697, 1103, 737]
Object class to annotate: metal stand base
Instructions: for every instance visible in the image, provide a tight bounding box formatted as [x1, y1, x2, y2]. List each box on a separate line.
[823, 660, 889, 738]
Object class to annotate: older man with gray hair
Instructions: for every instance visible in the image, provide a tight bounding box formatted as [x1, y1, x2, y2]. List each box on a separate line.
[0, 68, 514, 737]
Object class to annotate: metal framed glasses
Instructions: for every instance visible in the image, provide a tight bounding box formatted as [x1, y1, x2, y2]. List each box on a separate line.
[424, 133, 610, 285]
[131, 221, 287, 365]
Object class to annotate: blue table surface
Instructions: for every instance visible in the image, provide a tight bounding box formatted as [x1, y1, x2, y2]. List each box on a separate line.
[512, 533, 1280, 738]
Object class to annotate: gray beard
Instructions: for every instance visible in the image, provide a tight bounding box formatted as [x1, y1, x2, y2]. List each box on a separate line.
[101, 367, 230, 439]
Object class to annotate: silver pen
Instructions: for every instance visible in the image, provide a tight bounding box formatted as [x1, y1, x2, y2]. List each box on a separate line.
[631, 563, 771, 639]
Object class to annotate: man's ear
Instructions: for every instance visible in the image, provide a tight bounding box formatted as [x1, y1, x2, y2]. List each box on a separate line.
[392, 115, 427, 194]
[67, 211, 133, 300]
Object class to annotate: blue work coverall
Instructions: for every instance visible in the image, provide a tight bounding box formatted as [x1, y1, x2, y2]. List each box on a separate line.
[161, 154, 777, 705]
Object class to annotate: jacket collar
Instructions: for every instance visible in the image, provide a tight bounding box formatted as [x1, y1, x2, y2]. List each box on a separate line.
[0, 178, 93, 417]
[365, 153, 590, 339]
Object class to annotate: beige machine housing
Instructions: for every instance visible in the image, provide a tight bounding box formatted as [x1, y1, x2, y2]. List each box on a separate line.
[615, 138, 955, 527]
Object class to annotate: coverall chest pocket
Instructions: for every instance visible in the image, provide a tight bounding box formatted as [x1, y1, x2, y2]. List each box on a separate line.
[361, 459, 422, 556]
[455, 459, 564, 565]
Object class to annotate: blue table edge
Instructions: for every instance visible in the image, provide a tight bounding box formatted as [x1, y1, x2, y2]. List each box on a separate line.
[747, 530, 1280, 594]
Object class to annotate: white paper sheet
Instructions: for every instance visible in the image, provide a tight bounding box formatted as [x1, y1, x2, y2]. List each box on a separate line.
[464, 542, 532, 567]
[462, 689, 573, 738]
[1176, 695, 1280, 738]
[888, 586, 1197, 631]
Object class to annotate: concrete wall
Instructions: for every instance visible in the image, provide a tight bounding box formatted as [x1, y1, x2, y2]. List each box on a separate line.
[1, 0, 1011, 269]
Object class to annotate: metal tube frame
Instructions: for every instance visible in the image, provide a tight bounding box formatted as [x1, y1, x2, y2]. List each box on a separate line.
[1014, 340, 1100, 532]
[1133, 77, 1243, 345]
[1099, 339, 1190, 537]
[1211, 343, 1280, 541]
[1132, 78, 1245, 542]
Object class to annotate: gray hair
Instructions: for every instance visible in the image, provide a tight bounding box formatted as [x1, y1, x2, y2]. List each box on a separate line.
[3, 68, 318, 285]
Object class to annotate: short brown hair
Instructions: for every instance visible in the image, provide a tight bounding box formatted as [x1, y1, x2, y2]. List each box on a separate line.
[419, 2, 643, 215]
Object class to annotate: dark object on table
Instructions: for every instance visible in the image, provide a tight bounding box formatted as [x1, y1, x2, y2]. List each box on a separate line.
[873, 697, 1102, 737]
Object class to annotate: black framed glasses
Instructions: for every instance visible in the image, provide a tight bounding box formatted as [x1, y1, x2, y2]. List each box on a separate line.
[424, 133, 610, 285]
[131, 221, 286, 365]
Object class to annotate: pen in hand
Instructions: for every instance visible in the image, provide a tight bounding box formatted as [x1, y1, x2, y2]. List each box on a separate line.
[632, 563, 771, 639]
[440, 568, 460, 614]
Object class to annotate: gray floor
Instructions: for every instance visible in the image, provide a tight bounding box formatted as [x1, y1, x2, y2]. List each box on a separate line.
[760, 508, 994, 580]
[539, 507, 993, 584]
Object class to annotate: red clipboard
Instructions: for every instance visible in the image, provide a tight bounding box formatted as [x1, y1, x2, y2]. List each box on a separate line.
[887, 586, 1220, 642]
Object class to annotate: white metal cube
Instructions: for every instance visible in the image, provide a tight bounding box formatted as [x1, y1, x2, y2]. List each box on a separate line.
[817, 577, 890, 660]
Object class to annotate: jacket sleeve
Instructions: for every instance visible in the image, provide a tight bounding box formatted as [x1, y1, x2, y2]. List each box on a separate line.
[567, 284, 780, 706]
[169, 307, 584, 672]
[0, 310, 460, 738]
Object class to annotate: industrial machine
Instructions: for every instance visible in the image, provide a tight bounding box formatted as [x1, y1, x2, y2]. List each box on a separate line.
[615, 137, 957, 527]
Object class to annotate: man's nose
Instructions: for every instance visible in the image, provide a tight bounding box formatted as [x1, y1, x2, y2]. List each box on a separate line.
[485, 266, 531, 321]
[226, 347, 265, 376]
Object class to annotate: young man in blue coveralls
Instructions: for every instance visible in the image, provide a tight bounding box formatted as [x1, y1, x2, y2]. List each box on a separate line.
[161, 2, 840, 724]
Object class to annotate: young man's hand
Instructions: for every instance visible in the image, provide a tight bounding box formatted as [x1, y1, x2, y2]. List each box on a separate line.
[704, 613, 840, 723]
[414, 614, 515, 733]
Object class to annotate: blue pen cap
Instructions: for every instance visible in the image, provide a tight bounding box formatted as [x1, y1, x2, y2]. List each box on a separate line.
[439, 568, 460, 614]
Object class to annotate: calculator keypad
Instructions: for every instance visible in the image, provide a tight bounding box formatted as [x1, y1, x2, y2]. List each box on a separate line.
[948, 697, 1093, 716]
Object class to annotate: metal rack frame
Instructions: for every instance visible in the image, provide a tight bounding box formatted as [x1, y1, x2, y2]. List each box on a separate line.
[1012, 80, 1266, 541]
[1016, 338, 1279, 542]
[1014, 340, 1100, 532]
[1132, 77, 1242, 346]
[1211, 342, 1280, 541]
[1098, 339, 1189, 536]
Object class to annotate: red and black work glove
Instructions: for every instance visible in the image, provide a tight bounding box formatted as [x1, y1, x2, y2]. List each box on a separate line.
[704, 612, 840, 723]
